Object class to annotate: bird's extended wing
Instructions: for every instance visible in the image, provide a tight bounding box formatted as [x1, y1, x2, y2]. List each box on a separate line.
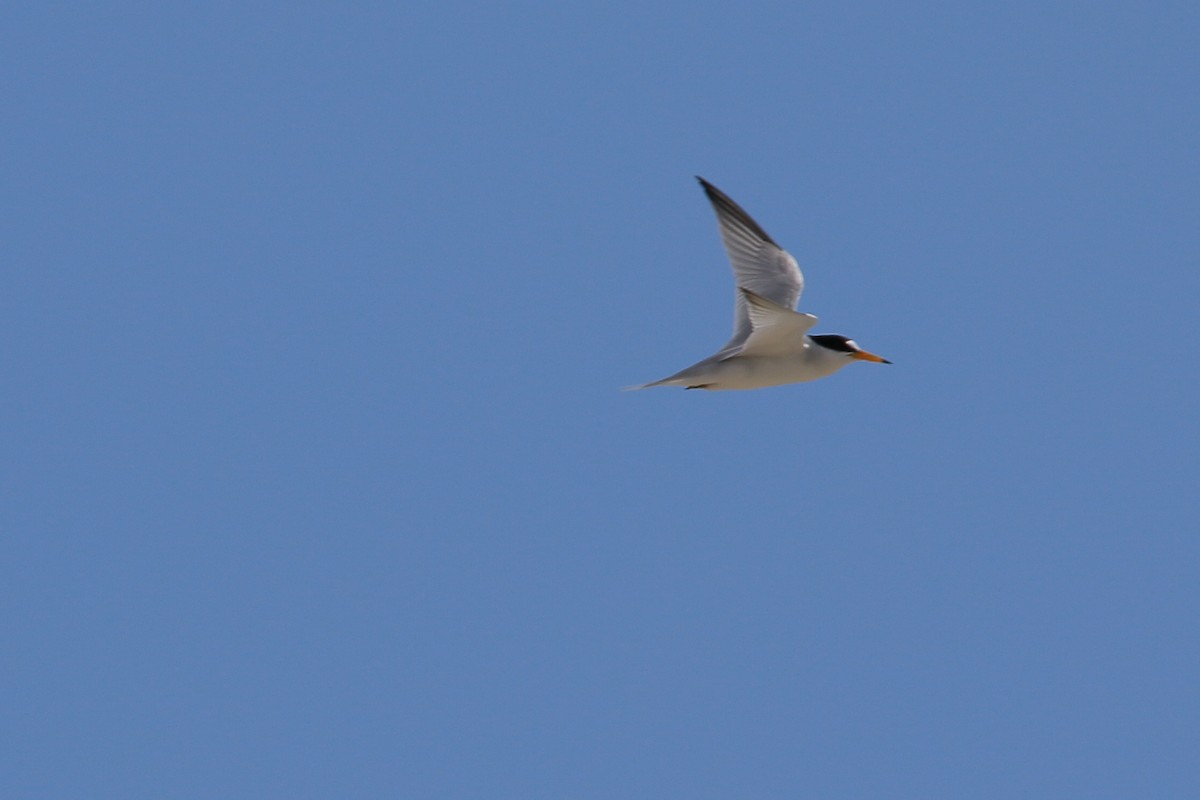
[734, 289, 818, 358]
[697, 177, 805, 355]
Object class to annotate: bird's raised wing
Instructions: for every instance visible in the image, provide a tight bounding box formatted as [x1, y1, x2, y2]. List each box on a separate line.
[733, 289, 818, 358]
[697, 177, 805, 354]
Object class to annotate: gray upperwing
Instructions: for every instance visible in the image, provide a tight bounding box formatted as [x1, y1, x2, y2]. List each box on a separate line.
[696, 177, 806, 355]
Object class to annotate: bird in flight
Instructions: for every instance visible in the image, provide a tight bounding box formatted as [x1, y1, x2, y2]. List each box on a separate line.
[628, 177, 890, 391]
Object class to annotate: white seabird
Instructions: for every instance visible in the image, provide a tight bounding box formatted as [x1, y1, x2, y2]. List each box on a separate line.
[629, 177, 890, 391]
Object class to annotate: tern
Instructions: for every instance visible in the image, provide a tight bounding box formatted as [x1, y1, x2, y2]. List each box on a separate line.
[628, 177, 890, 391]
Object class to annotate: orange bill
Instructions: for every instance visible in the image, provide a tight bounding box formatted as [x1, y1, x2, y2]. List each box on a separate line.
[852, 350, 892, 364]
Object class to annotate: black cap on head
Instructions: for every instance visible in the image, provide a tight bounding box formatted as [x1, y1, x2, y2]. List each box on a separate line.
[811, 334, 892, 364]
[810, 334, 859, 353]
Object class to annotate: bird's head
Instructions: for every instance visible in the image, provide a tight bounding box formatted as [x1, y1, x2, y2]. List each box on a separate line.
[809, 334, 891, 364]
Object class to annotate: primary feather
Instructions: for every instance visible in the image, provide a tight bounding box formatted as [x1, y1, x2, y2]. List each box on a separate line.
[697, 176, 805, 357]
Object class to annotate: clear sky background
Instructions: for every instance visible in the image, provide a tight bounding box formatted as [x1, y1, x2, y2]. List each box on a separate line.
[4, 2, 1198, 798]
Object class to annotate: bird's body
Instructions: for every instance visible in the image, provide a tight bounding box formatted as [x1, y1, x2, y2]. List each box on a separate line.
[628, 177, 889, 391]
[640, 338, 855, 391]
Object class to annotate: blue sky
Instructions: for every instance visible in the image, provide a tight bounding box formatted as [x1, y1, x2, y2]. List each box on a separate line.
[4, 2, 1198, 797]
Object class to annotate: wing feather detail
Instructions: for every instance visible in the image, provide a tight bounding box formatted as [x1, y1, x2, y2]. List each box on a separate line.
[696, 177, 805, 354]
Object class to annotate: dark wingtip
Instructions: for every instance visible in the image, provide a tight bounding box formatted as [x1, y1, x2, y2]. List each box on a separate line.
[692, 176, 779, 246]
[696, 177, 720, 206]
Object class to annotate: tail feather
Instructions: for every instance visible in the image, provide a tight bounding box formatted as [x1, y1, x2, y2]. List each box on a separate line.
[625, 360, 715, 391]
[622, 377, 689, 391]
